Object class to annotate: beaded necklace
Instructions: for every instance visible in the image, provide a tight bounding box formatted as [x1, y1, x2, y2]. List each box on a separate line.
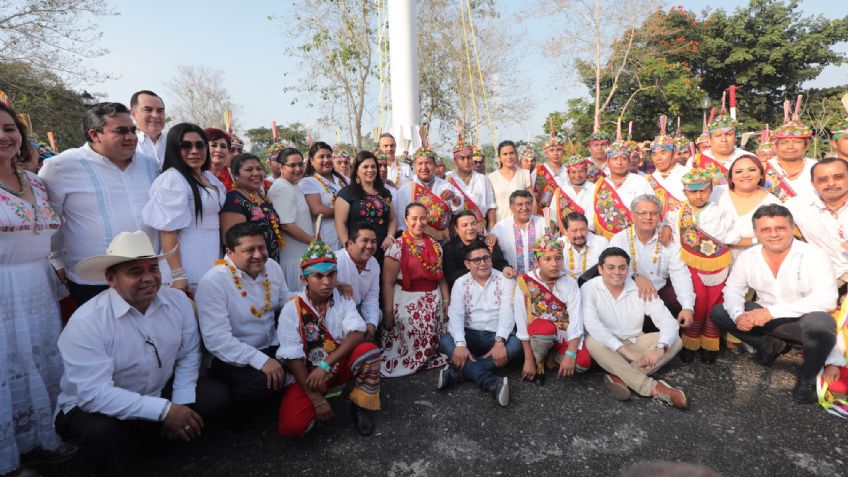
[237, 188, 287, 250]
[402, 230, 442, 274]
[216, 259, 273, 318]
[627, 226, 661, 274]
[567, 244, 589, 277]
[0, 167, 27, 196]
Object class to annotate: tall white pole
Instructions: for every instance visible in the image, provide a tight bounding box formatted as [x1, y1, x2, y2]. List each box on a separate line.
[387, 0, 420, 151]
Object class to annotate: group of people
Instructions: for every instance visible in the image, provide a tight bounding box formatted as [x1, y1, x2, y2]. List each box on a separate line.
[2, 87, 848, 477]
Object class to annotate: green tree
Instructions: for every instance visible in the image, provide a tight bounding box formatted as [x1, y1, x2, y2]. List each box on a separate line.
[245, 123, 309, 157]
[0, 61, 87, 150]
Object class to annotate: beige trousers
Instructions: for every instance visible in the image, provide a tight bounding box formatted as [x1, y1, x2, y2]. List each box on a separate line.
[584, 333, 682, 396]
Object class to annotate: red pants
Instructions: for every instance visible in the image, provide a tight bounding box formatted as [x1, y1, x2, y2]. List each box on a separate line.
[278, 342, 381, 438]
[828, 367, 848, 394]
[683, 267, 723, 351]
[528, 319, 592, 371]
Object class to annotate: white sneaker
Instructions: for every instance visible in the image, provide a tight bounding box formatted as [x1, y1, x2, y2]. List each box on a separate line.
[496, 377, 509, 407]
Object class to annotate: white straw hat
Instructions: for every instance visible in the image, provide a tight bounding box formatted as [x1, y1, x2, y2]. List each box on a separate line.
[75, 231, 175, 281]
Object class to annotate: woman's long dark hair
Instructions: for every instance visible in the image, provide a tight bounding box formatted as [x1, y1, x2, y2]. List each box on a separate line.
[349, 151, 391, 200]
[162, 123, 211, 222]
[305, 141, 348, 185]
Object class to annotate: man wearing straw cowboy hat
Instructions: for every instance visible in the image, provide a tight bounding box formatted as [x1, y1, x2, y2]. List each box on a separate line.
[54, 231, 228, 476]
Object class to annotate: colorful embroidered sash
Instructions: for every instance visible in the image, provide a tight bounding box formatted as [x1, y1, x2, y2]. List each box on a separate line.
[693, 153, 728, 186]
[763, 162, 797, 202]
[513, 220, 537, 274]
[295, 297, 339, 371]
[449, 176, 485, 232]
[412, 182, 451, 234]
[646, 174, 682, 217]
[584, 158, 606, 183]
[593, 178, 633, 240]
[533, 164, 559, 214]
[676, 202, 732, 272]
[552, 188, 585, 235]
[517, 274, 569, 332]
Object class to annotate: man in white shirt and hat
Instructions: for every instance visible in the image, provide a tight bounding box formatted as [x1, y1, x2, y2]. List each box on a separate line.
[54, 231, 228, 476]
[711, 204, 838, 403]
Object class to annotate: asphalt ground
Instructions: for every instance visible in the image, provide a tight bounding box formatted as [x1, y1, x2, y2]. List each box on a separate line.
[41, 350, 845, 477]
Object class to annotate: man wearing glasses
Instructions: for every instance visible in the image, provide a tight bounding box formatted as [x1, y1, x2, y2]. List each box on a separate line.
[437, 242, 519, 406]
[609, 195, 695, 330]
[55, 231, 228, 476]
[39, 102, 160, 305]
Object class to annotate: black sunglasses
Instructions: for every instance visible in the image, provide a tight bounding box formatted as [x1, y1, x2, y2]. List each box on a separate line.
[178, 140, 207, 151]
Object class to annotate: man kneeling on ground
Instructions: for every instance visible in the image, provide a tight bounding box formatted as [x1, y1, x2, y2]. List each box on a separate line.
[276, 235, 381, 437]
[437, 241, 520, 406]
[582, 247, 687, 409]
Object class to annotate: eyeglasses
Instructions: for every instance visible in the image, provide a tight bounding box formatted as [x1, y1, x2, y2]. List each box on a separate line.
[178, 140, 207, 151]
[145, 338, 162, 368]
[633, 210, 660, 217]
[284, 162, 305, 168]
[108, 126, 138, 136]
[467, 255, 492, 264]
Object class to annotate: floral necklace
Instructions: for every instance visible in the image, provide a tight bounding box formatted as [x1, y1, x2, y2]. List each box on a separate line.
[216, 259, 273, 318]
[313, 173, 340, 204]
[237, 188, 287, 250]
[402, 230, 442, 274]
[627, 226, 661, 274]
[567, 244, 589, 277]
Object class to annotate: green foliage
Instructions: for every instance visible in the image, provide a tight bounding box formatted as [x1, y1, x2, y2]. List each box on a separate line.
[0, 61, 87, 150]
[245, 123, 309, 157]
[566, 0, 848, 145]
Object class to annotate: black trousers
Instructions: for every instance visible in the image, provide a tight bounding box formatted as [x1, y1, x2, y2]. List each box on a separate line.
[66, 280, 109, 306]
[711, 301, 837, 379]
[209, 347, 282, 405]
[55, 376, 229, 477]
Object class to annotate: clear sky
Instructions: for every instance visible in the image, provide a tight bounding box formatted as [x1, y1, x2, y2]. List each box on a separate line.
[83, 0, 846, 145]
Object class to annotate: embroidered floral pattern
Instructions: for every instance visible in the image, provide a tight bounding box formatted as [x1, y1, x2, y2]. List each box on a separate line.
[695, 154, 728, 186]
[523, 275, 569, 332]
[763, 163, 796, 202]
[357, 193, 389, 226]
[380, 290, 447, 376]
[593, 179, 632, 238]
[645, 175, 681, 217]
[413, 183, 450, 231]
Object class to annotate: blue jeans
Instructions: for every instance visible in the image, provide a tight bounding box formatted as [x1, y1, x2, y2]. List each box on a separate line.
[439, 329, 522, 393]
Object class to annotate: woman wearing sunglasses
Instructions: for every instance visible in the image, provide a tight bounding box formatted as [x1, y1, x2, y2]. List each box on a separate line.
[142, 123, 226, 294]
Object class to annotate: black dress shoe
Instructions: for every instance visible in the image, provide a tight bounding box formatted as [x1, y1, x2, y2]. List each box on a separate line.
[699, 349, 718, 364]
[792, 377, 818, 404]
[679, 348, 695, 363]
[350, 403, 374, 437]
[753, 336, 790, 366]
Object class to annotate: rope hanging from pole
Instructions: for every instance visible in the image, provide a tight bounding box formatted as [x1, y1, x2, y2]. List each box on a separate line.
[465, 0, 497, 148]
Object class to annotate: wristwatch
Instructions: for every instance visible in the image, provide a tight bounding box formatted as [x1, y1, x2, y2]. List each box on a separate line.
[656, 343, 669, 352]
[495, 336, 506, 344]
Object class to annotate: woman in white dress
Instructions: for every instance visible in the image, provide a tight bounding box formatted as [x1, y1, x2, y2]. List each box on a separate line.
[0, 103, 74, 476]
[267, 147, 313, 292]
[488, 140, 532, 222]
[142, 123, 226, 294]
[299, 141, 348, 251]
[710, 154, 781, 259]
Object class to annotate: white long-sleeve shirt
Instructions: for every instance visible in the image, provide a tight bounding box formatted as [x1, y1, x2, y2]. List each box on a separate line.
[276, 289, 366, 361]
[559, 232, 608, 279]
[648, 165, 688, 204]
[448, 270, 516, 343]
[395, 176, 464, 231]
[513, 270, 584, 344]
[609, 228, 696, 310]
[445, 170, 497, 213]
[767, 157, 817, 202]
[195, 257, 291, 370]
[135, 131, 166, 169]
[581, 276, 680, 351]
[335, 249, 381, 327]
[38, 144, 159, 284]
[595, 173, 656, 213]
[56, 287, 200, 421]
[787, 194, 848, 280]
[722, 240, 837, 322]
[490, 214, 548, 274]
